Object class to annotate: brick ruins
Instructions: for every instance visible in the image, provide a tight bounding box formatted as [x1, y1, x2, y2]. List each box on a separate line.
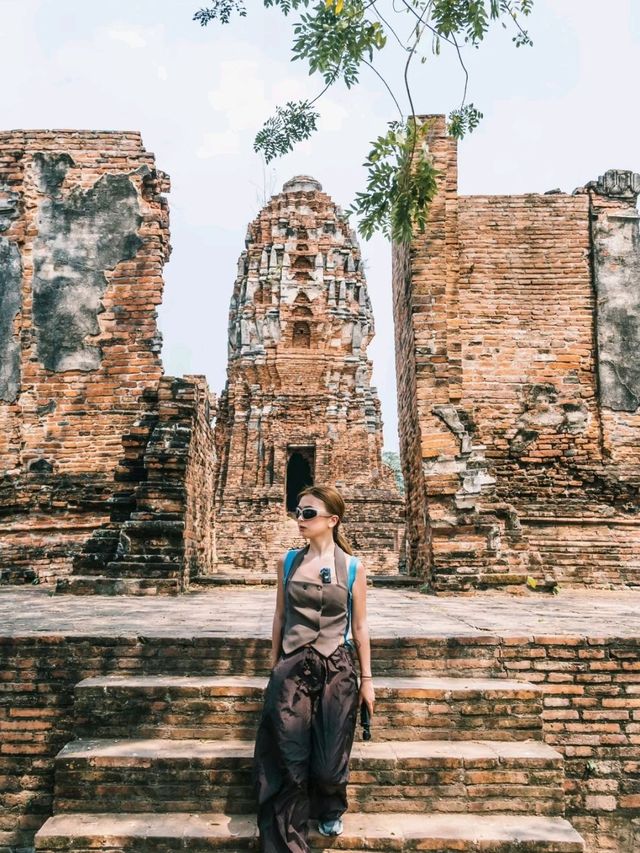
[213, 176, 405, 577]
[2, 125, 640, 853]
[394, 116, 640, 591]
[1, 124, 640, 593]
[0, 131, 215, 593]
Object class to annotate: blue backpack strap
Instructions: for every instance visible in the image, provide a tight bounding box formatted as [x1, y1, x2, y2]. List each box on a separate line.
[281, 549, 301, 641]
[283, 548, 300, 586]
[344, 555, 360, 644]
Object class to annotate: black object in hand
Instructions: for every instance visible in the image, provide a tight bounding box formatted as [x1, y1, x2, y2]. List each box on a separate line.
[360, 700, 372, 741]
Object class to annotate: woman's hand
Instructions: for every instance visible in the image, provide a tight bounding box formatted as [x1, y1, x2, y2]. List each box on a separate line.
[359, 678, 375, 716]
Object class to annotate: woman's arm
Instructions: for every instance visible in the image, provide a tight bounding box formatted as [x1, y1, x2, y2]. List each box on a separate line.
[351, 560, 375, 714]
[270, 554, 286, 669]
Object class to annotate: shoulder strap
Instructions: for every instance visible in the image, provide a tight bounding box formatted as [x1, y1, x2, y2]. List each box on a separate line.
[344, 555, 360, 643]
[347, 555, 359, 592]
[283, 548, 301, 585]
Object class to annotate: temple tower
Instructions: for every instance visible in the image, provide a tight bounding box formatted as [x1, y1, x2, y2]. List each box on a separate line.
[213, 176, 404, 575]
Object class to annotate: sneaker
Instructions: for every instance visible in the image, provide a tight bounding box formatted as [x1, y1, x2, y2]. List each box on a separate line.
[317, 817, 344, 837]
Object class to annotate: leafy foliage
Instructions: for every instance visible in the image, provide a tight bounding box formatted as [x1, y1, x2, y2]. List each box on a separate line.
[253, 101, 320, 162]
[193, 1, 247, 25]
[194, 0, 535, 241]
[447, 103, 483, 140]
[292, 4, 386, 88]
[349, 119, 439, 242]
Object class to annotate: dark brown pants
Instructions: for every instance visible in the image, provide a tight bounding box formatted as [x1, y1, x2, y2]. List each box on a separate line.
[252, 643, 359, 853]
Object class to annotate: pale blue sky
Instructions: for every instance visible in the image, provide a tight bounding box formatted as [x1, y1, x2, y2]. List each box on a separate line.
[4, 1, 639, 451]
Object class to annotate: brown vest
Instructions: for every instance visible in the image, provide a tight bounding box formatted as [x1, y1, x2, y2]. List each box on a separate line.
[281, 542, 352, 658]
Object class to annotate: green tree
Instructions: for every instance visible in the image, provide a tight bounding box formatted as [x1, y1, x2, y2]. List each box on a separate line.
[194, 0, 534, 241]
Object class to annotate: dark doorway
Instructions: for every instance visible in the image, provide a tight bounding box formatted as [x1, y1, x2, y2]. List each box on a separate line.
[286, 447, 315, 512]
[292, 321, 311, 348]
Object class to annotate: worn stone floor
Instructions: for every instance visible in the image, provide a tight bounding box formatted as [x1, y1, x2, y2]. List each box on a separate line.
[1, 586, 639, 638]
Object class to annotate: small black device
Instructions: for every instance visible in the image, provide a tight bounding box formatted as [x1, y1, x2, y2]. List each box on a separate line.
[319, 567, 332, 584]
[360, 701, 371, 741]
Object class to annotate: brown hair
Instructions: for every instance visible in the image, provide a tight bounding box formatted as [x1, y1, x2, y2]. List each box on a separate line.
[297, 483, 353, 555]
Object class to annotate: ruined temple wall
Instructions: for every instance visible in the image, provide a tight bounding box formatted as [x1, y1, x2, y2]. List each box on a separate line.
[457, 193, 602, 485]
[213, 378, 404, 574]
[393, 115, 640, 588]
[454, 193, 640, 586]
[407, 117, 462, 463]
[391, 242, 431, 575]
[182, 375, 216, 577]
[0, 131, 168, 477]
[589, 188, 640, 467]
[390, 117, 462, 580]
[0, 131, 217, 588]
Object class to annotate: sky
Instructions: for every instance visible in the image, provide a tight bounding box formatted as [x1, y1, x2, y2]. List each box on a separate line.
[3, 0, 639, 451]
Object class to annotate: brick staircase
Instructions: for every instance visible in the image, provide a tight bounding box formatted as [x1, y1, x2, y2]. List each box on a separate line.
[58, 377, 210, 596]
[35, 663, 586, 851]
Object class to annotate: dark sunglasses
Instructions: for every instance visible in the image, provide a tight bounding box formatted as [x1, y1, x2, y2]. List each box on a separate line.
[295, 506, 336, 520]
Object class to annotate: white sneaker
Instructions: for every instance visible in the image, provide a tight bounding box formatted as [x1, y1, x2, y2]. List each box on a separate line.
[317, 817, 344, 837]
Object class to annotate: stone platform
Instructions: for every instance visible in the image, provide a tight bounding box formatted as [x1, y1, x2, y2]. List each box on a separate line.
[3, 586, 640, 639]
[2, 588, 640, 853]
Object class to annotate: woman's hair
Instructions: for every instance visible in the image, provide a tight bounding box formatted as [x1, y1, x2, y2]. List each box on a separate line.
[297, 483, 353, 555]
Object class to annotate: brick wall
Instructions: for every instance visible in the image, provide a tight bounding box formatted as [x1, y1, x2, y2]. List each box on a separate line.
[0, 132, 215, 589]
[58, 375, 216, 594]
[0, 132, 167, 581]
[1, 631, 639, 852]
[392, 116, 640, 590]
[392, 242, 431, 574]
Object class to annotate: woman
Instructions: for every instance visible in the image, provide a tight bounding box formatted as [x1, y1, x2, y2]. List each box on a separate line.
[252, 484, 375, 852]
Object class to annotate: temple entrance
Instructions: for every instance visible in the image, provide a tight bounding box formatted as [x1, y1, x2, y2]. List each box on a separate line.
[285, 446, 315, 513]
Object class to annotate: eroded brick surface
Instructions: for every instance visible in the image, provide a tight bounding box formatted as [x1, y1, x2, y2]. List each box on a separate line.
[0, 132, 215, 589]
[393, 116, 640, 591]
[214, 176, 405, 576]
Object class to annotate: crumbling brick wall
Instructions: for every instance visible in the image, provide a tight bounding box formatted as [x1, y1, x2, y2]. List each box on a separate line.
[214, 176, 405, 576]
[393, 116, 640, 589]
[0, 131, 215, 588]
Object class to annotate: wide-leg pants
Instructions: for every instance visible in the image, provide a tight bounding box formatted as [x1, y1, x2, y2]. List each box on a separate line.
[252, 642, 359, 853]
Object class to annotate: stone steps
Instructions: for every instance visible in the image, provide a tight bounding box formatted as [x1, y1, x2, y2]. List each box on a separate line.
[55, 576, 179, 596]
[74, 675, 544, 742]
[193, 574, 423, 588]
[193, 575, 277, 586]
[72, 560, 182, 579]
[35, 811, 585, 852]
[53, 737, 565, 816]
[34, 644, 586, 851]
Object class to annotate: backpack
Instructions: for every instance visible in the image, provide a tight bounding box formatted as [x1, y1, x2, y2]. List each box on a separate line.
[283, 547, 360, 645]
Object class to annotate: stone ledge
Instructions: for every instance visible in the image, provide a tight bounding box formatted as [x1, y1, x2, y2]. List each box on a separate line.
[76, 673, 544, 696]
[35, 811, 585, 851]
[56, 736, 562, 765]
[55, 576, 180, 595]
[193, 575, 425, 588]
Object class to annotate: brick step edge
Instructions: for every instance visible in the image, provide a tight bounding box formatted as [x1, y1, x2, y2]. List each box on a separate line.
[35, 812, 585, 851]
[56, 577, 179, 595]
[75, 673, 544, 697]
[192, 575, 424, 588]
[54, 737, 566, 816]
[74, 674, 543, 742]
[56, 736, 563, 766]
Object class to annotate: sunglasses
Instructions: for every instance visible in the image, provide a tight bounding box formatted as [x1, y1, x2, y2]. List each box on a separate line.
[295, 506, 337, 520]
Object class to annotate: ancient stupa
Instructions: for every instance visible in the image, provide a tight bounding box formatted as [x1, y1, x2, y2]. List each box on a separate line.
[212, 176, 404, 576]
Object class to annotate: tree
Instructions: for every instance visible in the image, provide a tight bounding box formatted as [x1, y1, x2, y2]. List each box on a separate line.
[194, 0, 534, 241]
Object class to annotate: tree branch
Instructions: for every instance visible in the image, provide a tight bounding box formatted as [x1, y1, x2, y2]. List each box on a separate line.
[362, 58, 404, 118]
